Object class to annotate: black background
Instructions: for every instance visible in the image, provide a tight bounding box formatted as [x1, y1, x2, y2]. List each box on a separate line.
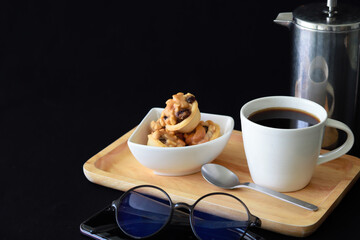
[2, 0, 360, 239]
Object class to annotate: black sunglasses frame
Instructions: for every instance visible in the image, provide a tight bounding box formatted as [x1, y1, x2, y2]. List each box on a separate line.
[111, 184, 261, 240]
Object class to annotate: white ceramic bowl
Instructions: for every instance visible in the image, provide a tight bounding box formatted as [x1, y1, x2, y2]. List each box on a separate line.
[128, 108, 234, 176]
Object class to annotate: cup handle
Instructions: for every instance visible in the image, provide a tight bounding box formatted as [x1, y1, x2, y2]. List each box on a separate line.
[317, 118, 354, 165]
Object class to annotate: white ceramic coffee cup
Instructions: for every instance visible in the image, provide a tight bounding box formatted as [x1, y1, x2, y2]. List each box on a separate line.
[240, 96, 354, 192]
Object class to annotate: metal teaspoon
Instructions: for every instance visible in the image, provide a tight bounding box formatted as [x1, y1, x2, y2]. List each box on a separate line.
[201, 163, 318, 211]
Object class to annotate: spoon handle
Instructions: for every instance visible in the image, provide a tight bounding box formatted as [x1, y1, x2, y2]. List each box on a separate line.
[239, 182, 318, 211]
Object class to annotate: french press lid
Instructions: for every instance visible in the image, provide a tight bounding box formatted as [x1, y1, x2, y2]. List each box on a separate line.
[293, 0, 360, 31]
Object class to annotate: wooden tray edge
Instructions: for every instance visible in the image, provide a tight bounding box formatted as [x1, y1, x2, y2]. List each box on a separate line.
[273, 154, 360, 237]
[82, 128, 360, 237]
[83, 128, 137, 189]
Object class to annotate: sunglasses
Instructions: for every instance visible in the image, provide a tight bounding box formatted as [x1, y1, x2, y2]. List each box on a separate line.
[110, 185, 262, 240]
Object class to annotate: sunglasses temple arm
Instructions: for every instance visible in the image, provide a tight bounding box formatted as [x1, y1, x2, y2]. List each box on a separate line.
[249, 215, 261, 228]
[243, 215, 264, 240]
[85, 205, 119, 234]
[243, 229, 266, 240]
[89, 223, 118, 234]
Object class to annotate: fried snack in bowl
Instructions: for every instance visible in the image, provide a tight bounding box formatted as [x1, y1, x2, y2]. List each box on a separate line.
[127, 108, 234, 176]
[147, 129, 186, 147]
[159, 92, 201, 133]
[184, 120, 220, 145]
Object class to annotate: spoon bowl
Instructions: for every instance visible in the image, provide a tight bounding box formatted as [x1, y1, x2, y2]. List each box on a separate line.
[201, 163, 241, 189]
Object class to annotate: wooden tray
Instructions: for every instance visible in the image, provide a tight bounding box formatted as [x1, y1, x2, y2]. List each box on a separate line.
[83, 129, 360, 237]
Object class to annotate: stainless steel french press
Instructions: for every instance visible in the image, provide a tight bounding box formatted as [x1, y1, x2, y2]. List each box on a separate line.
[275, 0, 360, 149]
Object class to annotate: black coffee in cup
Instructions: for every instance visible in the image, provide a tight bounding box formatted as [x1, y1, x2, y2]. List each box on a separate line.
[248, 107, 320, 129]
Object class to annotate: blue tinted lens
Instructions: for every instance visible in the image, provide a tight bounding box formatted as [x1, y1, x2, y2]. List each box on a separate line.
[192, 194, 249, 240]
[116, 187, 172, 238]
